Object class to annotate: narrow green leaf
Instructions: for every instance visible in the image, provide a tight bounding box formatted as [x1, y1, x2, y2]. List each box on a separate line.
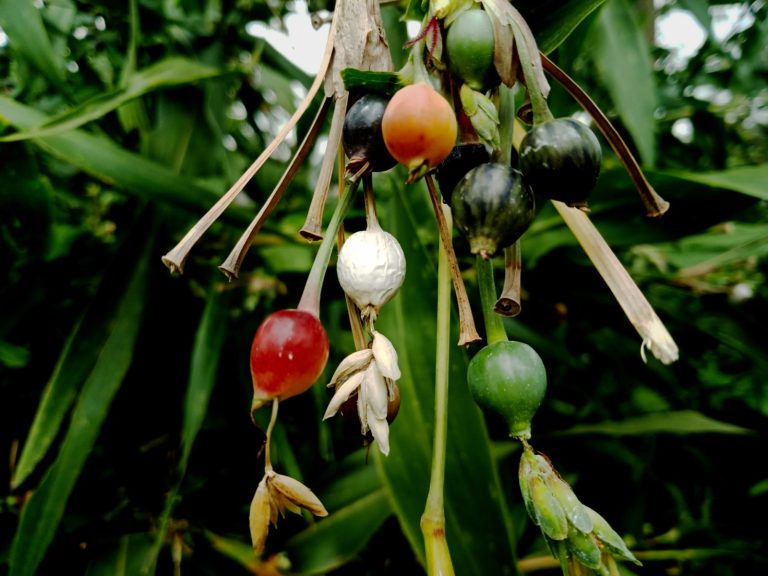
[11, 311, 103, 488]
[180, 283, 231, 469]
[374, 178, 518, 576]
[1, 58, 227, 142]
[678, 0, 712, 31]
[9, 224, 153, 576]
[0, 341, 30, 369]
[0, 95, 241, 217]
[204, 532, 260, 572]
[561, 410, 753, 436]
[316, 450, 383, 513]
[516, 0, 609, 53]
[142, 278, 231, 574]
[665, 164, 768, 200]
[591, 0, 657, 166]
[0, 0, 66, 90]
[85, 534, 156, 576]
[283, 490, 392, 574]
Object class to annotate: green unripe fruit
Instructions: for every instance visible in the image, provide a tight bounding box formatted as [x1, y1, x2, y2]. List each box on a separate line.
[466, 340, 546, 439]
[445, 9, 499, 92]
[519, 118, 602, 209]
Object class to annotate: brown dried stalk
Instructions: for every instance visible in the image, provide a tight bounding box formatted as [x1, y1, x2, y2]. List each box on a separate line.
[160, 10, 340, 274]
[300, 93, 349, 240]
[218, 97, 333, 279]
[424, 175, 482, 347]
[339, 164, 368, 351]
[552, 201, 678, 364]
[494, 243, 522, 317]
[540, 52, 670, 218]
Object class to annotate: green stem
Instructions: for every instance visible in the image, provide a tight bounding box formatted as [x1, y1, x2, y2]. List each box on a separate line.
[506, 7, 553, 125]
[263, 398, 280, 472]
[476, 255, 508, 345]
[420, 204, 455, 576]
[297, 164, 367, 316]
[495, 85, 516, 165]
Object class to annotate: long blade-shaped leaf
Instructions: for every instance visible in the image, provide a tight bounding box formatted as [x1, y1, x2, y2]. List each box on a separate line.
[0, 96, 237, 216]
[283, 490, 392, 575]
[561, 410, 753, 436]
[9, 225, 153, 576]
[84, 534, 155, 576]
[375, 179, 518, 576]
[591, 0, 657, 166]
[0, 0, 66, 90]
[142, 280, 231, 574]
[180, 284, 231, 470]
[517, 0, 608, 53]
[664, 164, 768, 200]
[1, 57, 226, 142]
[11, 290, 107, 488]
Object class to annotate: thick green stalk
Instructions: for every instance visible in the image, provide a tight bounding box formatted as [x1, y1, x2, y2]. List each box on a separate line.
[420, 205, 455, 576]
[476, 256, 508, 345]
[297, 165, 367, 316]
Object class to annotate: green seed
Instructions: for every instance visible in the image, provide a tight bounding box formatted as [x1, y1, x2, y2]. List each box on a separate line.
[467, 340, 546, 439]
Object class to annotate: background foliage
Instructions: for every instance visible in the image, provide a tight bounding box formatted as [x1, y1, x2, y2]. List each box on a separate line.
[1, 0, 767, 575]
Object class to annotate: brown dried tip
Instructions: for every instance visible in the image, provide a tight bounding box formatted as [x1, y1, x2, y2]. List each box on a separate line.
[495, 243, 522, 317]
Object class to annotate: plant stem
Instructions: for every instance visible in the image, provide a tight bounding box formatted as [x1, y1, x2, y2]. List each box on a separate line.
[540, 53, 670, 217]
[495, 243, 522, 317]
[297, 163, 368, 317]
[424, 175, 481, 346]
[363, 172, 382, 232]
[218, 96, 332, 279]
[264, 398, 280, 472]
[338, 156, 368, 350]
[161, 10, 339, 274]
[420, 203, 455, 576]
[301, 93, 350, 240]
[552, 201, 678, 364]
[505, 5, 553, 125]
[495, 84, 516, 164]
[476, 255, 508, 344]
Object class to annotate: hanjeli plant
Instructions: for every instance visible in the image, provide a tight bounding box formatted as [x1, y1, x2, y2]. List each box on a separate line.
[150, 0, 677, 575]
[16, 0, 768, 575]
[157, 0, 681, 573]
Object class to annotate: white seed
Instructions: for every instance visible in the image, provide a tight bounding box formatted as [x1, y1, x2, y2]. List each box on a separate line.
[337, 229, 406, 314]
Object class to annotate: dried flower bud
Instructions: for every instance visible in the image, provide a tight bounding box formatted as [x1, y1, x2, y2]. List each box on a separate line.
[337, 228, 406, 321]
[249, 477, 272, 555]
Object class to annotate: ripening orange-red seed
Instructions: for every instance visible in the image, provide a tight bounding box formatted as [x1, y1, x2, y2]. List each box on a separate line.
[250, 309, 329, 405]
[381, 82, 458, 172]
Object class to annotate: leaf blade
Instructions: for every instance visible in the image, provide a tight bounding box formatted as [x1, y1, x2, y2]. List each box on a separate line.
[374, 177, 518, 576]
[9, 224, 153, 576]
[590, 0, 658, 166]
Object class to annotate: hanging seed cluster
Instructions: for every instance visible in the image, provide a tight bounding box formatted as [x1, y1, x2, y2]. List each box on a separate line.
[160, 0, 678, 566]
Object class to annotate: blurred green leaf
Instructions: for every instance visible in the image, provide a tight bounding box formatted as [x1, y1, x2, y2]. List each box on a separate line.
[0, 341, 30, 369]
[665, 222, 768, 271]
[517, 0, 608, 53]
[678, 0, 712, 31]
[591, 0, 657, 166]
[180, 283, 231, 468]
[9, 220, 153, 576]
[284, 490, 392, 574]
[0, 96, 240, 216]
[666, 164, 768, 201]
[561, 410, 753, 436]
[205, 532, 261, 573]
[12, 307, 105, 488]
[1, 58, 227, 142]
[143, 278, 232, 574]
[85, 534, 156, 576]
[374, 178, 517, 576]
[0, 0, 66, 90]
